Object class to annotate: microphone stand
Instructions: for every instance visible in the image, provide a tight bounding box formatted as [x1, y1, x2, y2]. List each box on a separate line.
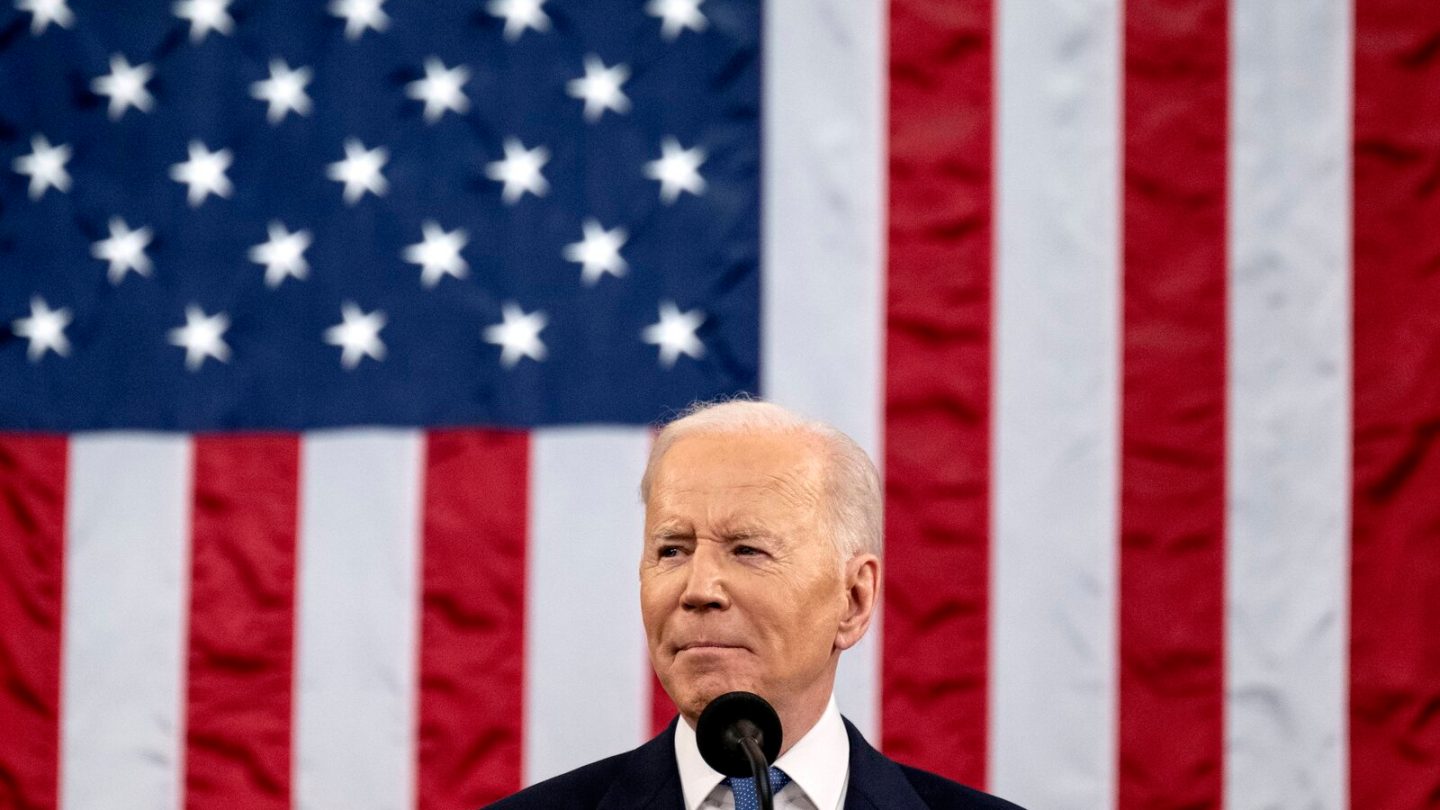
[736, 723, 775, 810]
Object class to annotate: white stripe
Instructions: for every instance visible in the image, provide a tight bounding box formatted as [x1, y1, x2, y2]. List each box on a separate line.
[62, 434, 192, 810]
[1227, 0, 1352, 806]
[991, 0, 1121, 806]
[293, 430, 423, 810]
[524, 428, 651, 784]
[761, 0, 886, 741]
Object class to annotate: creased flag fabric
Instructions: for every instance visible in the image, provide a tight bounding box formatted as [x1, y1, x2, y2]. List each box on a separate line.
[2, 1, 1439, 810]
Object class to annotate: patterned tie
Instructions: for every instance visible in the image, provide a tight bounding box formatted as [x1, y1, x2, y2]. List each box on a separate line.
[724, 767, 792, 810]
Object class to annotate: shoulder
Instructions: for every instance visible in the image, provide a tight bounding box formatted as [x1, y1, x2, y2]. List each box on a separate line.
[841, 718, 1026, 810]
[482, 721, 682, 810]
[895, 763, 1027, 810]
[482, 751, 630, 809]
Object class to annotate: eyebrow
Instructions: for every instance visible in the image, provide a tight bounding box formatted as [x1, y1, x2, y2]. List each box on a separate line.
[720, 527, 769, 541]
[649, 523, 694, 541]
[709, 521, 790, 547]
[647, 523, 776, 543]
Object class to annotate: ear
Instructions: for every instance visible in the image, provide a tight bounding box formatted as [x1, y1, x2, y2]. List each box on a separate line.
[835, 553, 879, 651]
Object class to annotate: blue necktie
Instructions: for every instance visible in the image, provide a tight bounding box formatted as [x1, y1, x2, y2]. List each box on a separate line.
[724, 767, 791, 810]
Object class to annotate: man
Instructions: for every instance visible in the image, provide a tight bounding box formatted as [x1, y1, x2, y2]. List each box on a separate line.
[489, 400, 1023, 809]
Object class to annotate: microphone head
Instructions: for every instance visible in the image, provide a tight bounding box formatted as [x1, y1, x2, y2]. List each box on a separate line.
[695, 691, 783, 777]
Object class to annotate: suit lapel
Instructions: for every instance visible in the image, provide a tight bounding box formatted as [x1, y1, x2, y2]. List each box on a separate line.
[597, 720, 686, 810]
[841, 719, 930, 810]
[598, 716, 928, 810]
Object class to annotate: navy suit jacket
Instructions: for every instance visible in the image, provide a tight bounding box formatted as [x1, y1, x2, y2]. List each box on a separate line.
[485, 718, 1024, 810]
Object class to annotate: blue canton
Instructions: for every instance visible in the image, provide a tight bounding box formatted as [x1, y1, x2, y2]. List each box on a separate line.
[0, 0, 760, 430]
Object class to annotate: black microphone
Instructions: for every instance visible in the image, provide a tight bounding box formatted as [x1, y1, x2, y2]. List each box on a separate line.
[696, 691, 784, 810]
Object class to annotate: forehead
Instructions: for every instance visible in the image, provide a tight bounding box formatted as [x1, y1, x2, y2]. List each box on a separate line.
[647, 431, 826, 515]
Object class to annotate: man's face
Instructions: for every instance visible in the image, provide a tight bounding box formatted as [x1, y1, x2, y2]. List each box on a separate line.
[640, 431, 853, 723]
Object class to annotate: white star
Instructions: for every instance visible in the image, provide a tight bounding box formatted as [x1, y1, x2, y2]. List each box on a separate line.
[91, 55, 155, 120]
[406, 57, 471, 124]
[248, 221, 312, 288]
[11, 296, 72, 362]
[563, 219, 628, 285]
[169, 140, 233, 207]
[642, 300, 706, 368]
[645, 137, 707, 203]
[16, 0, 74, 34]
[487, 0, 549, 41]
[251, 59, 313, 124]
[328, 0, 388, 40]
[91, 217, 154, 284]
[647, 0, 707, 40]
[12, 135, 72, 200]
[174, 0, 233, 42]
[167, 305, 231, 371]
[327, 138, 388, 204]
[483, 302, 547, 368]
[324, 302, 387, 369]
[402, 220, 469, 288]
[485, 137, 549, 204]
[567, 55, 631, 123]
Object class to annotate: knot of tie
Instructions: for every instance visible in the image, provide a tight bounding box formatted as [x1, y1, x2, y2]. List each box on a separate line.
[724, 767, 791, 810]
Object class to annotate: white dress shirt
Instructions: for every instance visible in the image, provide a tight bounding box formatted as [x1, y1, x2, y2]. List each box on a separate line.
[674, 695, 850, 810]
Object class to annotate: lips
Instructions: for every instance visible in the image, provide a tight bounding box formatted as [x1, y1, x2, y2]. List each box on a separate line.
[675, 640, 747, 653]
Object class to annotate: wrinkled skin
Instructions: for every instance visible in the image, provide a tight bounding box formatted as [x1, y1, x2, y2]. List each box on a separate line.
[640, 431, 879, 752]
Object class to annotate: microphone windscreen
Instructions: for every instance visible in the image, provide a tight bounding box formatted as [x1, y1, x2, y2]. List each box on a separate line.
[695, 691, 783, 777]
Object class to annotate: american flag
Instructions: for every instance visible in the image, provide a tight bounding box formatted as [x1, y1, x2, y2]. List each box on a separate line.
[1, 0, 1437, 809]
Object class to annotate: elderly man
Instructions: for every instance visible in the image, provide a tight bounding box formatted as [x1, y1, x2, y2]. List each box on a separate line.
[490, 400, 1022, 809]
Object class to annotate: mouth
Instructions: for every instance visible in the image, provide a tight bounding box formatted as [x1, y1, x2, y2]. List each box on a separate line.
[675, 641, 747, 653]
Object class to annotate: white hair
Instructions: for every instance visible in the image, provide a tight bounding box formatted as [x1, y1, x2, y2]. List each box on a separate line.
[639, 399, 882, 560]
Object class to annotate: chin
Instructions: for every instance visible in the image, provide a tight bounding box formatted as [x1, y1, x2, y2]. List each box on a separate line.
[670, 670, 760, 719]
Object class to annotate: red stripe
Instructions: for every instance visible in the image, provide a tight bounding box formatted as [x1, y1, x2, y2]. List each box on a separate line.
[1119, 1, 1228, 807]
[650, 669, 677, 738]
[416, 430, 528, 809]
[0, 435, 67, 810]
[1351, 3, 1440, 807]
[882, 1, 993, 786]
[183, 435, 299, 810]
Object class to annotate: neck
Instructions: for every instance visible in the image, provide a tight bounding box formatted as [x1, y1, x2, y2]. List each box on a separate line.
[772, 689, 831, 757]
[681, 672, 836, 758]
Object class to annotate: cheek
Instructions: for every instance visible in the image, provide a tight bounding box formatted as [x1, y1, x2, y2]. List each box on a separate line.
[787, 577, 846, 640]
[745, 577, 839, 640]
[640, 570, 689, 639]
[639, 576, 658, 606]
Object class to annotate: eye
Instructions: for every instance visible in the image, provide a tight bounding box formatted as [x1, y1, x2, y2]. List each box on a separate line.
[734, 545, 760, 556]
[658, 545, 682, 559]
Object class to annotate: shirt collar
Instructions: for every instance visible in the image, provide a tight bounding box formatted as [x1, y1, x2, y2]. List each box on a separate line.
[673, 694, 850, 810]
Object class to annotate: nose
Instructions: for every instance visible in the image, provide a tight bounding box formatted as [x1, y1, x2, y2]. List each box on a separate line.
[679, 543, 730, 611]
